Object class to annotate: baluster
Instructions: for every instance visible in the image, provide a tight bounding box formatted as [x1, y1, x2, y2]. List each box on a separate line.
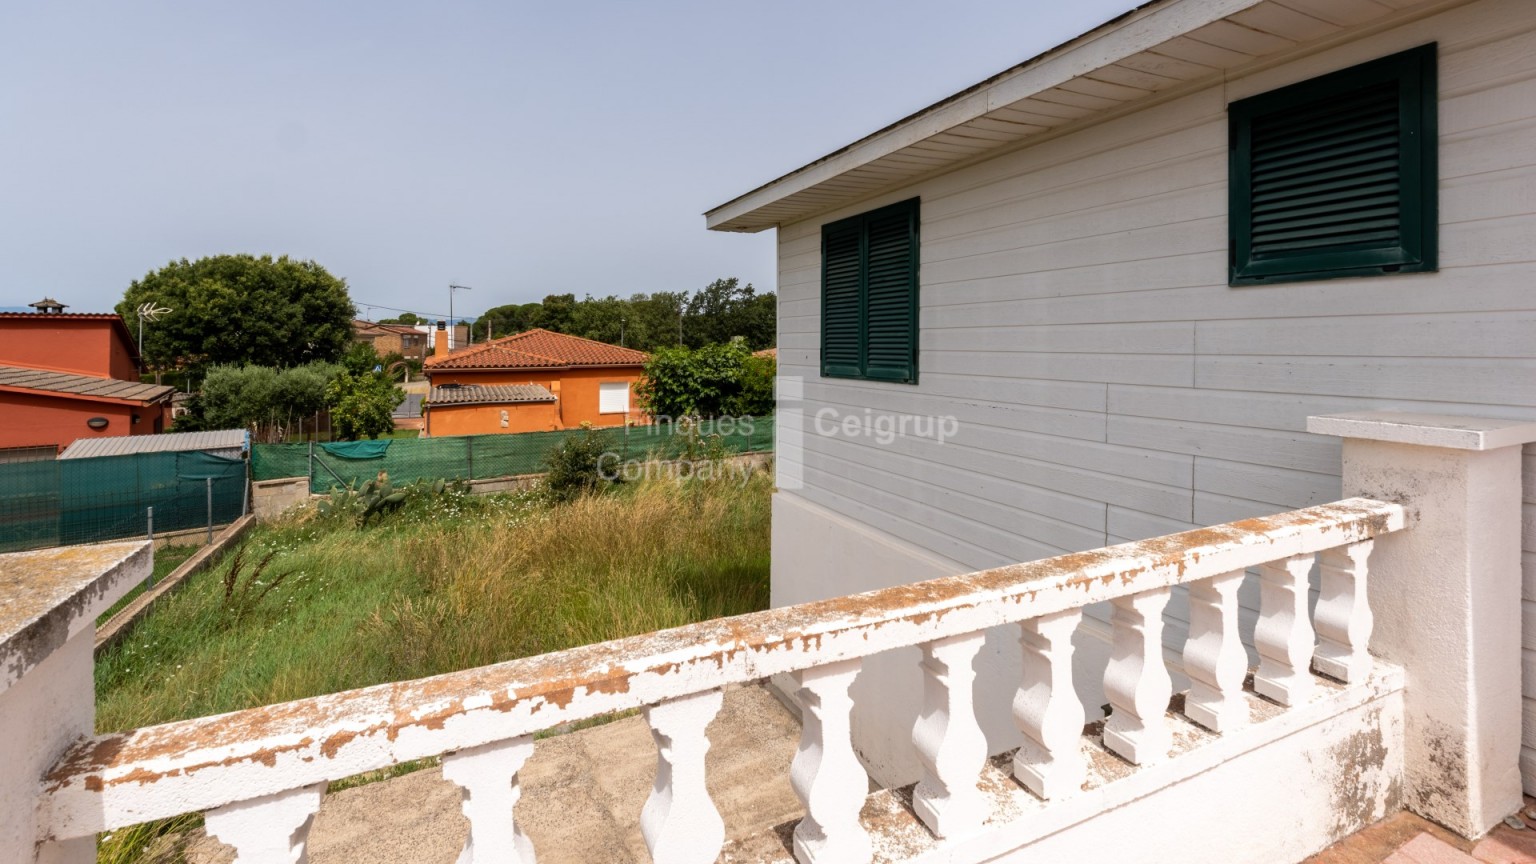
[790, 659, 872, 864]
[441, 736, 537, 864]
[641, 689, 726, 864]
[1013, 609, 1085, 799]
[912, 632, 989, 838]
[1313, 540, 1374, 684]
[1103, 588, 1172, 764]
[203, 784, 325, 864]
[1183, 570, 1249, 732]
[1254, 554, 1316, 706]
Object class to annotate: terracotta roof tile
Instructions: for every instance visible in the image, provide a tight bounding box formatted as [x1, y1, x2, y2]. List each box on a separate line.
[427, 383, 557, 405]
[426, 328, 647, 371]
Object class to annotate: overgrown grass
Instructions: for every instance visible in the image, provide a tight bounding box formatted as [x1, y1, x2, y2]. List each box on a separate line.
[94, 469, 772, 732]
[96, 544, 199, 627]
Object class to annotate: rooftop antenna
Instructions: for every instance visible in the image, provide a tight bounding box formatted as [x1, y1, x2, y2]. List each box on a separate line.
[135, 301, 172, 366]
[449, 284, 473, 349]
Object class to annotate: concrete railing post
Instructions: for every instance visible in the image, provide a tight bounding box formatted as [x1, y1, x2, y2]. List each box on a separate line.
[1310, 412, 1536, 838]
[0, 542, 151, 863]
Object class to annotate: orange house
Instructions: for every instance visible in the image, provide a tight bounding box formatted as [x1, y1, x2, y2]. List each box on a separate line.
[423, 327, 648, 436]
[0, 307, 174, 458]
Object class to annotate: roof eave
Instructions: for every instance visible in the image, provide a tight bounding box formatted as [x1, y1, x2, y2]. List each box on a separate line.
[0, 383, 174, 407]
[703, 0, 1321, 233]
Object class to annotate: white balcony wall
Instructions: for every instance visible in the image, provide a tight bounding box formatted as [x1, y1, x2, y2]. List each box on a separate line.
[771, 0, 1536, 788]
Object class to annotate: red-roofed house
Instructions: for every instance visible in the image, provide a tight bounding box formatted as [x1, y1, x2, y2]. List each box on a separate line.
[0, 308, 174, 458]
[422, 326, 647, 436]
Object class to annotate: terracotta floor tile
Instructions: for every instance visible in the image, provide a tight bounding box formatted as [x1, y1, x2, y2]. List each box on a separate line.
[1474, 832, 1536, 864]
[1393, 833, 1484, 864]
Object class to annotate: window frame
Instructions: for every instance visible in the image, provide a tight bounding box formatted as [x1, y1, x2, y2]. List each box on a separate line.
[819, 197, 920, 384]
[1228, 43, 1438, 286]
[598, 380, 631, 415]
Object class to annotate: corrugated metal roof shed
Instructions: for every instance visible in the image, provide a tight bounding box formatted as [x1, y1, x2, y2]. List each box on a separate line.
[59, 429, 249, 460]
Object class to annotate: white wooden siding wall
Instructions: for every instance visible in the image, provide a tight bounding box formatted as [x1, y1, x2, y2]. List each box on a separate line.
[773, 0, 1536, 791]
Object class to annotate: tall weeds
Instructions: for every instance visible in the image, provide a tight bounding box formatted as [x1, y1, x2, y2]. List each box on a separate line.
[94, 469, 771, 733]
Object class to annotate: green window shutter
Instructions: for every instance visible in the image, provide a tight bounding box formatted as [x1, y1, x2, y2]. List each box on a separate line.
[862, 203, 919, 382]
[820, 198, 920, 383]
[1230, 44, 1437, 285]
[821, 223, 864, 378]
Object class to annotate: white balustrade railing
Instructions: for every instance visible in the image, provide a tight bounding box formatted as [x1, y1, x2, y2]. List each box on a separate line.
[35, 497, 1405, 863]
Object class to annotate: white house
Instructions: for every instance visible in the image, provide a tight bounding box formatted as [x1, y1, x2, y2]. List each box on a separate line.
[708, 0, 1536, 814]
[10, 2, 1536, 862]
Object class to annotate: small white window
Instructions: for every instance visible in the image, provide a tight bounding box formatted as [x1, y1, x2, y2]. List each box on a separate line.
[599, 381, 630, 414]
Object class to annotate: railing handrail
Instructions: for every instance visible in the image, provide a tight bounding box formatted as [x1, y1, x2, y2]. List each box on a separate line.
[39, 496, 1406, 841]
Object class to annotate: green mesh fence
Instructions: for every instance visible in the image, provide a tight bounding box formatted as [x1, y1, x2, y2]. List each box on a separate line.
[251, 416, 775, 493]
[0, 451, 248, 553]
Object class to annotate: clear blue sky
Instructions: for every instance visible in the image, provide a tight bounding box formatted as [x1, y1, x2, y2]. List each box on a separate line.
[0, 1, 1137, 321]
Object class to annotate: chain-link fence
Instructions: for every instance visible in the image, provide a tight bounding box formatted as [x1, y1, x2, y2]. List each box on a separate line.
[252, 416, 775, 493]
[0, 451, 248, 553]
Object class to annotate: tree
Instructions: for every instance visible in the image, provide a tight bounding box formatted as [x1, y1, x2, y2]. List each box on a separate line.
[118, 254, 355, 372]
[326, 371, 403, 441]
[184, 362, 340, 442]
[378, 312, 423, 325]
[683, 278, 774, 350]
[636, 341, 773, 418]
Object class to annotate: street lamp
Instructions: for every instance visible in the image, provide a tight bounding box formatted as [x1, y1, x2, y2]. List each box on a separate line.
[449, 284, 473, 349]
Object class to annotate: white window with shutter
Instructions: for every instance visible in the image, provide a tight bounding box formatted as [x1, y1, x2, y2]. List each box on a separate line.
[599, 381, 630, 414]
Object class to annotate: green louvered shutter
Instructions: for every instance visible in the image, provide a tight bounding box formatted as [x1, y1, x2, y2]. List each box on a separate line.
[1230, 44, 1437, 285]
[821, 222, 864, 378]
[862, 202, 919, 382]
[821, 198, 919, 382]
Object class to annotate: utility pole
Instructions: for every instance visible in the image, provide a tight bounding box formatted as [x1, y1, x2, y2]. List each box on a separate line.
[449, 284, 473, 350]
[620, 317, 626, 348]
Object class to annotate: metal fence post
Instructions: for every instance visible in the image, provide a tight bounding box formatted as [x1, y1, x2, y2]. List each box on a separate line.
[146, 506, 156, 588]
[205, 477, 213, 545]
[241, 462, 250, 517]
[466, 436, 475, 481]
[308, 440, 315, 493]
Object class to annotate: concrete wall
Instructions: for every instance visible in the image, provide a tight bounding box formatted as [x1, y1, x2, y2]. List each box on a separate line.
[772, 0, 1536, 789]
[252, 477, 309, 521]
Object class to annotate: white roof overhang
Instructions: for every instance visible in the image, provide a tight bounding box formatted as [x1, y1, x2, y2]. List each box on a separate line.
[705, 0, 1458, 232]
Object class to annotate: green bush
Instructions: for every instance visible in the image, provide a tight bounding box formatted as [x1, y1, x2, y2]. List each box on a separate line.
[543, 425, 615, 502]
[637, 340, 774, 418]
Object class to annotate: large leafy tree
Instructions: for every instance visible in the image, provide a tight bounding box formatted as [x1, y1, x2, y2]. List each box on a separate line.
[326, 371, 403, 441]
[118, 254, 356, 371]
[637, 341, 775, 419]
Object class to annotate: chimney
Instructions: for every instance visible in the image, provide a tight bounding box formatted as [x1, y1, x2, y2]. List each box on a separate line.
[434, 320, 450, 358]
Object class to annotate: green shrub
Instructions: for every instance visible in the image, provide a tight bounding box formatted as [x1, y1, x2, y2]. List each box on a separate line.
[543, 425, 615, 502]
[636, 340, 773, 419]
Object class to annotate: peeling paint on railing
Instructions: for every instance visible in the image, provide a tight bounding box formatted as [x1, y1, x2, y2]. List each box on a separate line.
[36, 497, 1405, 841]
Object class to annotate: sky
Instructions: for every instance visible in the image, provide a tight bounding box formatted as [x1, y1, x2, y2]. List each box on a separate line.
[0, 1, 1139, 322]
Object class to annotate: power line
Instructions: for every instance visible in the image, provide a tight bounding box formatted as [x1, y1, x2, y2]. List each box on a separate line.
[352, 299, 479, 321]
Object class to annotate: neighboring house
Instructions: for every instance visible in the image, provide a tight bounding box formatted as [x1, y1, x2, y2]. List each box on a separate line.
[351, 320, 428, 362]
[0, 309, 173, 457]
[708, 0, 1536, 791]
[418, 321, 470, 354]
[423, 325, 647, 435]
